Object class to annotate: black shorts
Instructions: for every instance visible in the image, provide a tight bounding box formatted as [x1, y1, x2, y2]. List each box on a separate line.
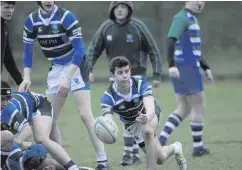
[36, 97, 53, 117]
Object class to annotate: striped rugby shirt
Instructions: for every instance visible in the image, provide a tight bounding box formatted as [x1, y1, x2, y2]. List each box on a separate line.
[1, 92, 46, 133]
[101, 77, 160, 125]
[168, 9, 202, 67]
[23, 5, 83, 65]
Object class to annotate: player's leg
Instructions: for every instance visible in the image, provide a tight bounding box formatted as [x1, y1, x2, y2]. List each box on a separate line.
[73, 90, 109, 167]
[120, 125, 134, 166]
[159, 94, 191, 145]
[140, 116, 187, 170]
[72, 58, 110, 170]
[46, 94, 66, 145]
[46, 64, 67, 145]
[32, 100, 79, 170]
[186, 91, 209, 156]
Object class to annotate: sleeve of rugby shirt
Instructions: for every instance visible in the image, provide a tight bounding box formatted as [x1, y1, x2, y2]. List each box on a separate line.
[62, 11, 85, 66]
[23, 14, 37, 68]
[167, 14, 187, 68]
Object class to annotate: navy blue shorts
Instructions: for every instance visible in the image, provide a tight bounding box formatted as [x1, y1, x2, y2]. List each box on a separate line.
[170, 65, 204, 95]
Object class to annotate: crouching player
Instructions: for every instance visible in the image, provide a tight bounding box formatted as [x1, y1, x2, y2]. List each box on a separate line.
[0, 81, 93, 170]
[1, 130, 60, 170]
[100, 56, 187, 170]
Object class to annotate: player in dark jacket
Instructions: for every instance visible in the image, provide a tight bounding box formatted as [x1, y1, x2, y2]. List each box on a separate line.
[1, 1, 23, 85]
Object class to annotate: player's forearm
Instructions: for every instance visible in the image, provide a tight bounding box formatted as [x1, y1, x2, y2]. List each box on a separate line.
[64, 64, 79, 80]
[167, 37, 177, 68]
[23, 68, 32, 81]
[143, 96, 155, 117]
[200, 56, 210, 71]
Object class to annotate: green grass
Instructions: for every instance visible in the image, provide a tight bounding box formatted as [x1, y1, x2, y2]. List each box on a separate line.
[28, 81, 242, 170]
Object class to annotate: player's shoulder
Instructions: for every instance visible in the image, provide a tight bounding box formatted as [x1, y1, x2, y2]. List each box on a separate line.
[56, 6, 74, 19]
[173, 9, 188, 21]
[131, 17, 147, 27]
[25, 9, 38, 24]
[98, 19, 114, 32]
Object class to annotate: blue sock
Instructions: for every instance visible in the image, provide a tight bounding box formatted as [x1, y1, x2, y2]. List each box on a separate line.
[190, 121, 204, 153]
[64, 160, 77, 170]
[159, 113, 182, 145]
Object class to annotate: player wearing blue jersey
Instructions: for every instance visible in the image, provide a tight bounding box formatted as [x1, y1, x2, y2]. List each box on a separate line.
[159, 1, 214, 157]
[1, 130, 63, 170]
[1, 81, 94, 170]
[18, 2, 110, 169]
[100, 56, 187, 170]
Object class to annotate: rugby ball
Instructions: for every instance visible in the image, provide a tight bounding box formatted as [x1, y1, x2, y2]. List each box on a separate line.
[94, 116, 119, 144]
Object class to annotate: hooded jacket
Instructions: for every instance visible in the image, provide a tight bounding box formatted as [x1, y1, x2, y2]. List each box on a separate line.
[1, 18, 23, 85]
[87, 1, 162, 80]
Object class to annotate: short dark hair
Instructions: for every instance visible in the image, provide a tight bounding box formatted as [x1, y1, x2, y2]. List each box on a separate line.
[1, 1, 16, 5]
[109, 56, 131, 74]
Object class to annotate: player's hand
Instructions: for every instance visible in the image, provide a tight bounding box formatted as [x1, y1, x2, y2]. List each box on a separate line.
[89, 72, 94, 83]
[18, 80, 31, 92]
[168, 66, 180, 79]
[57, 77, 70, 97]
[205, 69, 214, 83]
[135, 112, 149, 124]
[152, 80, 161, 88]
[43, 165, 56, 170]
[21, 141, 32, 149]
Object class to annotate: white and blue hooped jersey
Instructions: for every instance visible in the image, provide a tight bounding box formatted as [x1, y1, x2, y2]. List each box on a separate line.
[23, 5, 83, 65]
[1, 92, 46, 133]
[101, 77, 160, 125]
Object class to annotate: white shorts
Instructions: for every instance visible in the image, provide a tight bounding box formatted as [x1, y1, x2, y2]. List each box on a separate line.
[46, 63, 87, 94]
[124, 122, 145, 144]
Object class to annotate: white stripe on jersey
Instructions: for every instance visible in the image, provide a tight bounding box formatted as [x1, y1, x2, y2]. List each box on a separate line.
[14, 94, 30, 120]
[131, 94, 140, 100]
[101, 103, 113, 108]
[66, 20, 78, 30]
[24, 26, 32, 33]
[33, 20, 62, 26]
[23, 37, 35, 42]
[18, 120, 28, 132]
[37, 33, 66, 39]
[9, 100, 21, 112]
[29, 13, 34, 28]
[47, 48, 74, 61]
[138, 80, 142, 93]
[60, 11, 70, 23]
[69, 34, 82, 41]
[8, 110, 18, 126]
[40, 42, 71, 51]
[115, 99, 125, 105]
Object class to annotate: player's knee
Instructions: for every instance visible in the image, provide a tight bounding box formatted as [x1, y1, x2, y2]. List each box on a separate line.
[34, 135, 48, 145]
[142, 128, 154, 140]
[1, 130, 14, 150]
[157, 152, 167, 165]
[157, 159, 164, 165]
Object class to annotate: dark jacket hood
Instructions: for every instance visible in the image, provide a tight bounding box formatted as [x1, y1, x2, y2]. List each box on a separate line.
[109, 1, 133, 22]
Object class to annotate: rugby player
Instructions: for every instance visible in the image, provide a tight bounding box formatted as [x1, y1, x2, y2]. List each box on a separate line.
[18, 2, 110, 169]
[1, 81, 92, 170]
[159, 1, 214, 157]
[100, 56, 187, 170]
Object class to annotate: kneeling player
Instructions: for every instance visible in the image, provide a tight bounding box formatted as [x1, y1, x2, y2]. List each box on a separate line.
[100, 56, 187, 170]
[1, 130, 61, 170]
[1, 81, 93, 170]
